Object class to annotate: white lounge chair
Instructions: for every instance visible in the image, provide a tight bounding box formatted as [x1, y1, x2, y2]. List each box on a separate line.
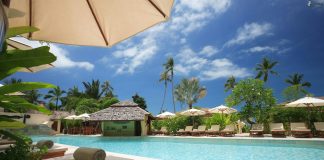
[290, 122, 312, 138]
[270, 123, 286, 137]
[314, 122, 324, 138]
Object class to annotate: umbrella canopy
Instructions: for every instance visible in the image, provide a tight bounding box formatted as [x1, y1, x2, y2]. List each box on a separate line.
[180, 109, 206, 116]
[6, 39, 54, 72]
[285, 96, 324, 107]
[76, 113, 90, 121]
[8, 0, 174, 47]
[64, 115, 78, 120]
[0, 83, 25, 95]
[156, 111, 175, 119]
[209, 105, 237, 114]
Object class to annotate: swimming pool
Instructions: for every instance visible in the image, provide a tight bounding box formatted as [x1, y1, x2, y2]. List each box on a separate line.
[32, 135, 324, 160]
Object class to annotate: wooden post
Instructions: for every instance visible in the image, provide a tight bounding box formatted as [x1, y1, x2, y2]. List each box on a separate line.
[57, 119, 61, 133]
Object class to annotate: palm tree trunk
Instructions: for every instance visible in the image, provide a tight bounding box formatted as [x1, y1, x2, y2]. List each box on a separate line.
[171, 72, 176, 112]
[56, 98, 59, 111]
[160, 82, 167, 113]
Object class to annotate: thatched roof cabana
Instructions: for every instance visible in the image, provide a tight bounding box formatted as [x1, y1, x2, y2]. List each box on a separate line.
[50, 111, 72, 120]
[90, 100, 150, 121]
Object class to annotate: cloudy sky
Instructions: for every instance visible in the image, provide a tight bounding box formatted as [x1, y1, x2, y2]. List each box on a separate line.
[9, 0, 324, 114]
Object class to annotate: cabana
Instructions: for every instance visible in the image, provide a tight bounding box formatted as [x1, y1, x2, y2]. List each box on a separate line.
[90, 100, 152, 136]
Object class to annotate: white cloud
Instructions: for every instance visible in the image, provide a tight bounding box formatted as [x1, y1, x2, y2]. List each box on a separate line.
[225, 22, 272, 46]
[174, 46, 250, 80]
[11, 37, 94, 71]
[101, 0, 232, 74]
[244, 46, 278, 53]
[199, 45, 219, 57]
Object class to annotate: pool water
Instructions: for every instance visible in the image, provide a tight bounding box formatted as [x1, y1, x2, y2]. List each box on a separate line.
[31, 135, 324, 160]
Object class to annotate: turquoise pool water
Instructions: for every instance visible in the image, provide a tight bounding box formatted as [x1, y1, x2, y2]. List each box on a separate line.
[32, 135, 324, 160]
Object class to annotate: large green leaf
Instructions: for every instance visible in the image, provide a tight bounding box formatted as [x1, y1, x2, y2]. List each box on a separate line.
[5, 26, 39, 38]
[0, 46, 57, 80]
[0, 102, 52, 115]
[0, 116, 25, 129]
[0, 95, 28, 103]
[0, 82, 55, 95]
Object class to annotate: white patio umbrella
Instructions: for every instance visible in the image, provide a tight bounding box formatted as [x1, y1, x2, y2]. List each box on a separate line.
[209, 105, 237, 115]
[76, 113, 90, 121]
[7, 0, 174, 47]
[286, 96, 324, 108]
[64, 115, 78, 120]
[180, 109, 206, 126]
[156, 111, 175, 119]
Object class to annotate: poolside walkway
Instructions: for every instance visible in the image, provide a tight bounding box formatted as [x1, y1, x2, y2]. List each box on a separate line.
[45, 143, 157, 160]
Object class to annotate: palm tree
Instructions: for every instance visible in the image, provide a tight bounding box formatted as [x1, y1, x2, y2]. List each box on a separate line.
[44, 86, 66, 110]
[285, 73, 311, 88]
[67, 86, 82, 97]
[255, 58, 278, 82]
[224, 76, 236, 92]
[82, 79, 102, 99]
[3, 78, 22, 84]
[24, 90, 42, 104]
[163, 57, 176, 112]
[174, 78, 207, 109]
[101, 80, 114, 97]
[159, 71, 171, 112]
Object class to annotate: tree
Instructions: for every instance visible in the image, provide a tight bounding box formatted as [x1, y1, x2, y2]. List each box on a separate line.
[282, 84, 309, 101]
[226, 78, 276, 125]
[132, 93, 147, 110]
[82, 79, 102, 99]
[75, 98, 99, 115]
[163, 57, 176, 112]
[285, 73, 311, 88]
[224, 76, 236, 92]
[3, 78, 22, 84]
[99, 97, 119, 109]
[255, 58, 278, 82]
[174, 78, 207, 109]
[159, 71, 171, 112]
[101, 80, 114, 97]
[24, 90, 42, 104]
[67, 86, 82, 97]
[44, 86, 66, 110]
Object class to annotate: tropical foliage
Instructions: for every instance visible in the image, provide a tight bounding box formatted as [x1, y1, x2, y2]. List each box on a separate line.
[255, 58, 278, 82]
[132, 93, 147, 110]
[285, 73, 311, 88]
[224, 76, 236, 92]
[44, 86, 66, 110]
[174, 78, 207, 109]
[162, 57, 176, 112]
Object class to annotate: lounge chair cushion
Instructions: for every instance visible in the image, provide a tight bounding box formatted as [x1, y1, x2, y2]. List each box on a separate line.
[36, 140, 54, 149]
[73, 147, 106, 160]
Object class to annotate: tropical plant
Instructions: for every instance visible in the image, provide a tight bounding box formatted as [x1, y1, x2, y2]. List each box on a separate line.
[285, 73, 311, 88]
[67, 86, 82, 97]
[203, 113, 239, 130]
[224, 76, 236, 92]
[163, 57, 176, 112]
[132, 93, 147, 110]
[75, 98, 99, 114]
[159, 71, 171, 112]
[255, 58, 278, 82]
[174, 78, 207, 109]
[101, 80, 114, 97]
[44, 86, 66, 110]
[24, 90, 42, 104]
[98, 97, 119, 109]
[282, 84, 308, 101]
[226, 78, 276, 125]
[83, 79, 101, 99]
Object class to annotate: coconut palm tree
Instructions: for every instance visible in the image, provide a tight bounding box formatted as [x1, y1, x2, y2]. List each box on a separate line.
[163, 57, 176, 112]
[224, 76, 236, 92]
[285, 73, 311, 88]
[44, 86, 66, 110]
[101, 80, 114, 97]
[159, 71, 171, 112]
[24, 90, 42, 104]
[82, 79, 102, 99]
[67, 86, 82, 97]
[255, 58, 278, 82]
[174, 78, 207, 109]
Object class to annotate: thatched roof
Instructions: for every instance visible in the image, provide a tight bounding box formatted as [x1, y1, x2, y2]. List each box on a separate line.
[90, 100, 149, 121]
[50, 111, 72, 120]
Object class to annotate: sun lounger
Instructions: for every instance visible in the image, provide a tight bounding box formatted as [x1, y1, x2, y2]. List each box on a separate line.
[290, 122, 312, 138]
[191, 125, 206, 136]
[250, 124, 264, 137]
[220, 124, 235, 137]
[206, 125, 220, 136]
[314, 122, 324, 138]
[177, 126, 193, 136]
[270, 123, 286, 137]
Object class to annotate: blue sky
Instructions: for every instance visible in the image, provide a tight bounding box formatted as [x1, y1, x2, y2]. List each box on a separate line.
[8, 0, 324, 115]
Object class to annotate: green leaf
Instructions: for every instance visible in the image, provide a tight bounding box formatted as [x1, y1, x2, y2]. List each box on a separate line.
[5, 26, 39, 38]
[0, 95, 28, 103]
[0, 102, 52, 115]
[0, 46, 57, 80]
[0, 82, 55, 95]
[0, 117, 25, 129]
